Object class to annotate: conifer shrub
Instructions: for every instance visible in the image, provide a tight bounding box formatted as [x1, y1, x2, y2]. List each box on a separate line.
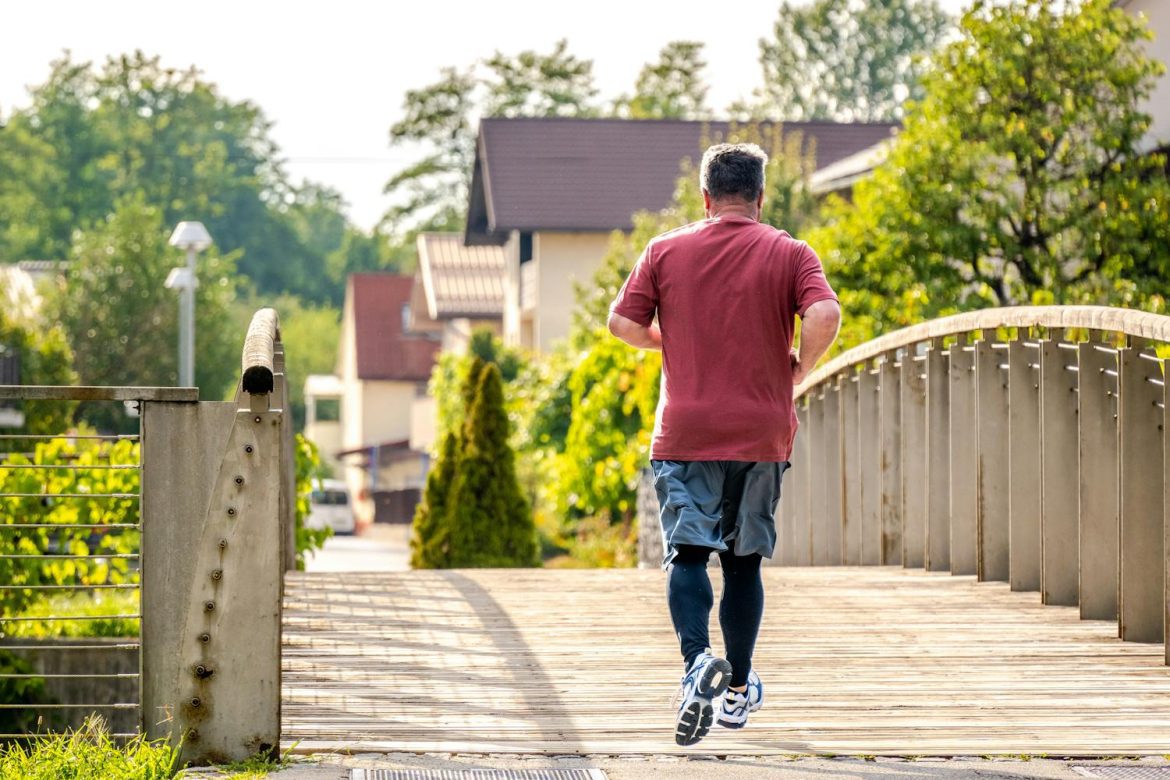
[409, 430, 459, 569]
[445, 362, 538, 568]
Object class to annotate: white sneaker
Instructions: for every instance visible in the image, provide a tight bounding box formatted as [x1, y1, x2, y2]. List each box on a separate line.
[716, 668, 763, 729]
[674, 652, 733, 746]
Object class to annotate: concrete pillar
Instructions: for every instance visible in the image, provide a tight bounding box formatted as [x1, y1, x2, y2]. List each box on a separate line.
[858, 366, 881, 565]
[1078, 343, 1120, 621]
[879, 356, 903, 565]
[1040, 340, 1080, 607]
[900, 350, 928, 569]
[949, 338, 978, 576]
[141, 400, 283, 764]
[1008, 339, 1042, 592]
[975, 340, 1010, 582]
[841, 375, 862, 565]
[925, 341, 951, 572]
[1118, 348, 1165, 643]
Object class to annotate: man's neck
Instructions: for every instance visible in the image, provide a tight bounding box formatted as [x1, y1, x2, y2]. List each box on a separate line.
[707, 202, 758, 221]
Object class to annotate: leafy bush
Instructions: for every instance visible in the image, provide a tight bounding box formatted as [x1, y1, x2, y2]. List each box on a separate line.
[294, 434, 332, 570]
[3, 591, 139, 640]
[0, 715, 180, 779]
[0, 650, 53, 736]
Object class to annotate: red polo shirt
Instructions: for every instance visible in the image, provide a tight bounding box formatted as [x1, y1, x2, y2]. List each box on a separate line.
[611, 215, 837, 462]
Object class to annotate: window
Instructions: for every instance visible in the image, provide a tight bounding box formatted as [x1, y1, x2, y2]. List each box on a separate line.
[519, 232, 533, 264]
[401, 303, 412, 332]
[314, 398, 340, 422]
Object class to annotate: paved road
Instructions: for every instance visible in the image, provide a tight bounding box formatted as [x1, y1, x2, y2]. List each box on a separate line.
[302, 523, 410, 572]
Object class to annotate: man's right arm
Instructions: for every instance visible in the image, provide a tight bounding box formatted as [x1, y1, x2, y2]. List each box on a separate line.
[791, 299, 841, 386]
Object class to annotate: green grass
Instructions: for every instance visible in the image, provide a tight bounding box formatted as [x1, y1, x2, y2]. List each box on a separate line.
[211, 749, 294, 778]
[0, 716, 180, 779]
[2, 590, 139, 639]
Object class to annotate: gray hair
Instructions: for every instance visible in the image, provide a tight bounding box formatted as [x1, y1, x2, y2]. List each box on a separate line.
[699, 143, 768, 203]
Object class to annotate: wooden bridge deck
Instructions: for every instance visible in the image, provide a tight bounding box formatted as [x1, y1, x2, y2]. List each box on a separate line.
[281, 567, 1170, 757]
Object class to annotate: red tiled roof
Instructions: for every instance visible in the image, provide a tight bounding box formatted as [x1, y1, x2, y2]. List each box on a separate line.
[348, 273, 440, 382]
[466, 117, 899, 244]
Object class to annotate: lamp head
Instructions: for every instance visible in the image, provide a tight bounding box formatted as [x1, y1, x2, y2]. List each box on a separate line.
[168, 221, 213, 252]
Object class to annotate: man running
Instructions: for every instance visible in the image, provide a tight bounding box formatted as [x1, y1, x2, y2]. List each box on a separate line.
[607, 142, 841, 746]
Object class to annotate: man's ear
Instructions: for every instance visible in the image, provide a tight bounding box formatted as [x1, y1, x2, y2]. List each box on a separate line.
[702, 189, 712, 214]
[756, 192, 764, 211]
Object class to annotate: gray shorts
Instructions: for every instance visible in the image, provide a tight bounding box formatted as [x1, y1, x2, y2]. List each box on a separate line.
[651, 459, 790, 568]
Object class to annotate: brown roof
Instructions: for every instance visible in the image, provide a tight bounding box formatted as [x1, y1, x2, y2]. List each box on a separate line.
[466, 117, 898, 244]
[416, 233, 505, 319]
[347, 273, 440, 382]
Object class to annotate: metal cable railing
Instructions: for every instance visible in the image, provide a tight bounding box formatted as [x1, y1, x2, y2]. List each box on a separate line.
[0, 389, 194, 740]
[777, 305, 1169, 665]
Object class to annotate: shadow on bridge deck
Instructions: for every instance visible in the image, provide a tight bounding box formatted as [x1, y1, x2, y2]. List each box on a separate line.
[281, 567, 1170, 757]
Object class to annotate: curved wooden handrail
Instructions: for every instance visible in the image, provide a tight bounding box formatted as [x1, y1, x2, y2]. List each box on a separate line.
[797, 305, 1170, 398]
[241, 308, 281, 395]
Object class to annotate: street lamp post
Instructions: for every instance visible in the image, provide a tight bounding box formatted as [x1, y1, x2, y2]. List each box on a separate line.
[166, 221, 213, 388]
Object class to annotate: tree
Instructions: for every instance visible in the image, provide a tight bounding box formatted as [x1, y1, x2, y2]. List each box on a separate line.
[616, 41, 710, 120]
[51, 195, 239, 429]
[443, 362, 538, 568]
[808, 0, 1170, 344]
[384, 67, 479, 233]
[483, 39, 599, 119]
[756, 0, 951, 121]
[0, 51, 356, 303]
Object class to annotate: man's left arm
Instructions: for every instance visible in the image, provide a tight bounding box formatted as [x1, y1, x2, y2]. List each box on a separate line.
[608, 245, 661, 351]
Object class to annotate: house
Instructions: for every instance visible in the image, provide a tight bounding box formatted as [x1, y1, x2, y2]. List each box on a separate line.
[308, 273, 441, 525]
[413, 232, 505, 353]
[463, 118, 899, 352]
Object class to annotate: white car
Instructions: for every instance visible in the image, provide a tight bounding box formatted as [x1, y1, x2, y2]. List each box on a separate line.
[307, 479, 356, 535]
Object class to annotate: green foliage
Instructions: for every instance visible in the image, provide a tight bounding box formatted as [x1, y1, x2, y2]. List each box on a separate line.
[410, 431, 458, 569]
[754, 0, 952, 121]
[809, 0, 1170, 346]
[3, 591, 140, 640]
[0, 650, 52, 735]
[428, 330, 526, 444]
[0, 438, 139, 622]
[615, 41, 710, 120]
[0, 309, 77, 436]
[49, 195, 239, 427]
[294, 434, 331, 571]
[483, 39, 599, 119]
[413, 361, 537, 568]
[0, 715, 181, 779]
[0, 51, 362, 304]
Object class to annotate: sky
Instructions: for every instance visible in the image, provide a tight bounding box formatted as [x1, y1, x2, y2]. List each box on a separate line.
[0, 0, 972, 231]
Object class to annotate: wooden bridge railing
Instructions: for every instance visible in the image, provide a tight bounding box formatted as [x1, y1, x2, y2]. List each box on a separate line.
[778, 305, 1169, 664]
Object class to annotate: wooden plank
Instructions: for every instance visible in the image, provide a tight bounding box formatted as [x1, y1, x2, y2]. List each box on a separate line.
[1008, 340, 1042, 592]
[1040, 340, 1080, 607]
[282, 567, 1170, 757]
[1078, 343, 1120, 621]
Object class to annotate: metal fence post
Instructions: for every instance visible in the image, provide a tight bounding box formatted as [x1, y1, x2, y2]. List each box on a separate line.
[1078, 342, 1120, 620]
[790, 399, 812, 565]
[900, 348, 928, 569]
[1118, 348, 1165, 643]
[880, 355, 903, 565]
[949, 336, 978, 576]
[926, 340, 951, 572]
[1040, 339, 1080, 606]
[841, 373, 862, 565]
[976, 340, 1010, 582]
[858, 365, 881, 565]
[823, 380, 844, 565]
[1008, 338, 1042, 592]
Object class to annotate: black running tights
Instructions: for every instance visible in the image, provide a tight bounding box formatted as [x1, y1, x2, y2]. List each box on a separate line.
[667, 544, 764, 688]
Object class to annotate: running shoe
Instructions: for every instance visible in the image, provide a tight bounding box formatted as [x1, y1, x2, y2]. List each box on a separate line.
[716, 668, 764, 729]
[674, 651, 733, 746]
